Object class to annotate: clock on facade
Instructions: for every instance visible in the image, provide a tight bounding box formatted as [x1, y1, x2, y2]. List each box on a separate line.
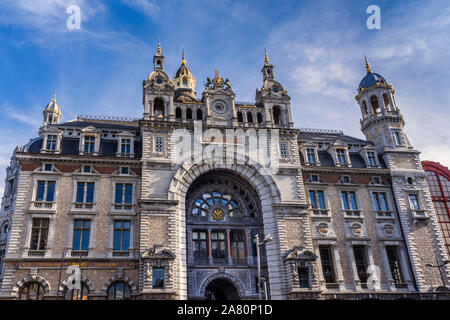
[213, 101, 227, 115]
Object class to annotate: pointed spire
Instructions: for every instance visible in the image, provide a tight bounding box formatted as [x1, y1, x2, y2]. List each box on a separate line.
[181, 47, 186, 65]
[364, 54, 372, 74]
[52, 90, 56, 103]
[156, 38, 161, 54]
[264, 48, 269, 64]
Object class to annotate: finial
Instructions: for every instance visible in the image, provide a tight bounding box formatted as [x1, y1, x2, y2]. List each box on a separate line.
[53, 90, 56, 103]
[157, 38, 161, 54]
[364, 54, 372, 74]
[264, 48, 269, 64]
[215, 69, 220, 77]
[181, 47, 186, 65]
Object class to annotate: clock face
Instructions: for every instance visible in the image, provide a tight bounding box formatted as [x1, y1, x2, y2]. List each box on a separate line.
[213, 102, 227, 115]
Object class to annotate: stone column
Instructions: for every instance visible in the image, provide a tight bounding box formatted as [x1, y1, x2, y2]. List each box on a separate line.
[227, 229, 232, 265]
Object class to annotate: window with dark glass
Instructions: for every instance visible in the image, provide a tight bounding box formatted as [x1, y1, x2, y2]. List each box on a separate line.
[311, 175, 319, 182]
[115, 183, 133, 204]
[113, 220, 130, 251]
[237, 111, 243, 123]
[19, 282, 45, 300]
[107, 282, 131, 300]
[152, 268, 165, 289]
[211, 231, 226, 260]
[76, 182, 95, 203]
[319, 245, 336, 284]
[336, 149, 347, 165]
[44, 164, 53, 171]
[367, 151, 377, 166]
[192, 231, 208, 260]
[257, 112, 263, 123]
[72, 219, 90, 251]
[306, 148, 316, 163]
[121, 138, 131, 154]
[196, 109, 203, 120]
[186, 108, 192, 120]
[30, 218, 49, 251]
[297, 267, 310, 288]
[84, 136, 95, 153]
[353, 246, 368, 283]
[35, 180, 55, 202]
[46, 135, 57, 151]
[230, 231, 246, 261]
[83, 165, 91, 173]
[385, 246, 404, 284]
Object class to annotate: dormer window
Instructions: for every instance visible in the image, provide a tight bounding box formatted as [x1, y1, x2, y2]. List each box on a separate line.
[306, 148, 316, 163]
[84, 136, 95, 153]
[117, 132, 135, 157]
[121, 139, 131, 155]
[46, 135, 57, 151]
[41, 129, 62, 153]
[367, 151, 377, 166]
[336, 149, 347, 165]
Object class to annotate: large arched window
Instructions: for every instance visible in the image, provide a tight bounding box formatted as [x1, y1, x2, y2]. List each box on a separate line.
[257, 112, 263, 124]
[192, 191, 242, 218]
[64, 282, 90, 300]
[107, 281, 131, 300]
[18, 282, 45, 300]
[153, 98, 165, 118]
[237, 111, 243, 123]
[370, 95, 380, 114]
[362, 101, 368, 118]
[196, 109, 203, 120]
[247, 112, 253, 123]
[273, 106, 281, 125]
[186, 108, 192, 120]
[176, 107, 182, 119]
[383, 93, 391, 111]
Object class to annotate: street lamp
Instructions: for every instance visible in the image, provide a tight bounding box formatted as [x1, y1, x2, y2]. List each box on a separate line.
[255, 233, 272, 300]
[426, 259, 449, 299]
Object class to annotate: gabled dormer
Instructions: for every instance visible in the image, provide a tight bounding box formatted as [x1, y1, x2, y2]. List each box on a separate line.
[300, 143, 320, 166]
[359, 145, 380, 168]
[40, 126, 63, 154]
[79, 126, 101, 156]
[116, 131, 135, 157]
[327, 141, 351, 167]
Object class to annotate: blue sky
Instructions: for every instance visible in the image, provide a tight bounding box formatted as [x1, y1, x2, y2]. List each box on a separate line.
[0, 0, 449, 194]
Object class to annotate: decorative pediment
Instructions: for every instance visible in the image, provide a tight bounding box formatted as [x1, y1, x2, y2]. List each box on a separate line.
[118, 131, 134, 137]
[142, 245, 176, 260]
[81, 126, 100, 134]
[283, 246, 318, 262]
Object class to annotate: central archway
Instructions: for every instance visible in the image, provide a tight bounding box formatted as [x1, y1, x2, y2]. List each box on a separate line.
[205, 278, 239, 300]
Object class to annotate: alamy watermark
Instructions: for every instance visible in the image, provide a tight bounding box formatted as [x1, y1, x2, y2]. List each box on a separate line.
[366, 5, 381, 30]
[66, 4, 81, 30]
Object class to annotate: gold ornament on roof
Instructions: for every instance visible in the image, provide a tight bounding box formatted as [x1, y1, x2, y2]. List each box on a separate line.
[181, 47, 186, 65]
[157, 38, 161, 54]
[264, 48, 269, 64]
[364, 54, 372, 74]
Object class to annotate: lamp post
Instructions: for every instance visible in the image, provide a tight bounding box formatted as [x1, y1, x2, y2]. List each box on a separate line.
[255, 233, 273, 300]
[426, 258, 449, 299]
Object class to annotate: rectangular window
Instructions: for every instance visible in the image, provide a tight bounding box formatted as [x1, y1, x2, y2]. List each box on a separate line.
[298, 267, 310, 288]
[44, 164, 53, 171]
[192, 231, 208, 261]
[336, 149, 347, 165]
[341, 191, 359, 215]
[367, 151, 377, 166]
[121, 138, 131, 154]
[76, 182, 95, 203]
[353, 246, 368, 284]
[83, 165, 91, 173]
[386, 246, 404, 284]
[154, 136, 164, 153]
[7, 179, 14, 195]
[306, 148, 316, 163]
[114, 183, 133, 204]
[309, 190, 327, 215]
[230, 231, 245, 261]
[319, 245, 336, 284]
[408, 194, 420, 210]
[394, 131, 403, 146]
[152, 268, 165, 289]
[30, 218, 49, 251]
[72, 219, 91, 251]
[84, 136, 95, 153]
[372, 192, 389, 212]
[46, 135, 57, 151]
[35, 180, 55, 202]
[280, 143, 290, 159]
[211, 231, 226, 261]
[113, 220, 130, 251]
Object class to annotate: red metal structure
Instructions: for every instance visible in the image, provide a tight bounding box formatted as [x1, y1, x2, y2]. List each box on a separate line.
[422, 161, 450, 256]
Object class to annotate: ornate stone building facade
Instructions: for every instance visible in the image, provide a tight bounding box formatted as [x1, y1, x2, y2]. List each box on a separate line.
[0, 45, 448, 300]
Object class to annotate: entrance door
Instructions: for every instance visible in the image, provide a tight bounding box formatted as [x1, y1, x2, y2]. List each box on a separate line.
[204, 278, 239, 300]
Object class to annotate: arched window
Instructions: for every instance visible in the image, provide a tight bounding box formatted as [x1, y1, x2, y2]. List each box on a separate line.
[237, 112, 243, 123]
[370, 95, 380, 114]
[196, 109, 203, 120]
[64, 282, 90, 300]
[186, 108, 192, 120]
[383, 93, 391, 111]
[192, 191, 243, 218]
[175, 107, 182, 119]
[2, 222, 9, 235]
[107, 281, 131, 300]
[18, 282, 45, 300]
[183, 78, 188, 86]
[273, 106, 281, 125]
[257, 112, 263, 124]
[153, 98, 165, 118]
[362, 101, 368, 118]
[247, 112, 253, 123]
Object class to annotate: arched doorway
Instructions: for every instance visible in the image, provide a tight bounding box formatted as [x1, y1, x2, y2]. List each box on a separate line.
[205, 278, 240, 300]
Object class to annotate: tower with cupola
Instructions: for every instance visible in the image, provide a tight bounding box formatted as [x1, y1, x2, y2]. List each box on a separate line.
[356, 57, 450, 292]
[42, 93, 62, 126]
[255, 50, 293, 128]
